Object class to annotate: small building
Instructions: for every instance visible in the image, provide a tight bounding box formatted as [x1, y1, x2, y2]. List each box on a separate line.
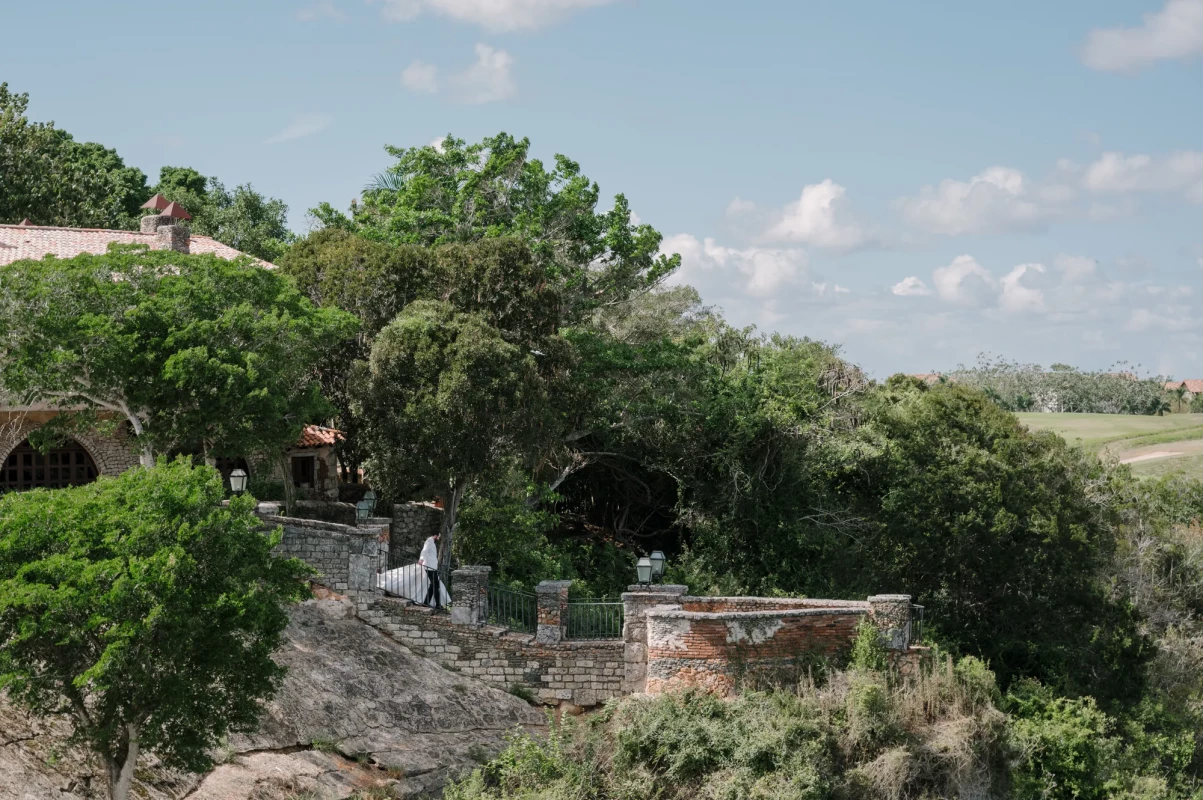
[0, 208, 343, 496]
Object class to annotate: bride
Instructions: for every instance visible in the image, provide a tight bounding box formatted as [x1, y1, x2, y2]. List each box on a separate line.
[377, 562, 452, 607]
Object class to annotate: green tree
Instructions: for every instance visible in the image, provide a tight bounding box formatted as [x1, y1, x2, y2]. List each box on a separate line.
[0, 460, 312, 800]
[360, 300, 546, 560]
[153, 166, 293, 262]
[0, 82, 149, 228]
[0, 247, 357, 471]
[313, 133, 679, 318]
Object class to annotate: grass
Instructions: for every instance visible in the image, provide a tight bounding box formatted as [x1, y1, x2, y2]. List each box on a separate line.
[1017, 412, 1203, 481]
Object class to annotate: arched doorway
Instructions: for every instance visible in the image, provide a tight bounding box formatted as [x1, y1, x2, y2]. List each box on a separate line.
[1, 439, 99, 493]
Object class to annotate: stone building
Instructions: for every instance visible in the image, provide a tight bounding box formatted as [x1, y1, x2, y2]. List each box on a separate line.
[0, 206, 341, 498]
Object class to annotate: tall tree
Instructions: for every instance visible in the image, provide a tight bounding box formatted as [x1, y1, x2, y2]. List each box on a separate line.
[312, 133, 679, 319]
[154, 166, 293, 262]
[0, 460, 312, 800]
[0, 83, 149, 228]
[0, 247, 357, 468]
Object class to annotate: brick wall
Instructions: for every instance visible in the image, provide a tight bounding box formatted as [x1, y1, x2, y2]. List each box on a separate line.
[681, 596, 870, 613]
[356, 595, 625, 707]
[0, 416, 141, 477]
[645, 607, 868, 695]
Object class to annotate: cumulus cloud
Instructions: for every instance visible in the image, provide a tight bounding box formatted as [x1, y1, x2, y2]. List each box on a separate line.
[371, 0, 618, 31]
[264, 113, 334, 144]
[402, 61, 440, 93]
[764, 180, 873, 250]
[662, 233, 810, 298]
[1081, 151, 1203, 202]
[400, 45, 516, 103]
[931, 255, 998, 306]
[891, 276, 932, 296]
[999, 263, 1047, 314]
[1054, 254, 1099, 283]
[894, 167, 1051, 236]
[1080, 0, 1203, 71]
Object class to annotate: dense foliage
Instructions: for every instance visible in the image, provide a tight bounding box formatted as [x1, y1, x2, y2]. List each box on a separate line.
[0, 461, 312, 800]
[448, 656, 1202, 800]
[0, 84, 292, 261]
[947, 355, 1169, 415]
[0, 247, 357, 467]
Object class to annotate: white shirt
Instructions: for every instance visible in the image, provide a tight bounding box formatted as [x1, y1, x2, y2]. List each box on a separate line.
[419, 537, 439, 570]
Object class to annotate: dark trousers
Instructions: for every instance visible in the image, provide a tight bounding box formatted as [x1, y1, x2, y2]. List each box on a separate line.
[424, 568, 442, 608]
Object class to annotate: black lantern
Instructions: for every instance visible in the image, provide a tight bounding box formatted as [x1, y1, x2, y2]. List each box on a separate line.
[229, 468, 248, 495]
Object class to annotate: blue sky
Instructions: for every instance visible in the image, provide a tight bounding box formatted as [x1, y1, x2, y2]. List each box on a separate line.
[3, 0, 1201, 378]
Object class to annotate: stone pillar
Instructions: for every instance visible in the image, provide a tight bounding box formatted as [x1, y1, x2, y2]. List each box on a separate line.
[535, 580, 572, 645]
[156, 224, 190, 254]
[868, 594, 913, 650]
[141, 213, 168, 233]
[621, 584, 687, 693]
[451, 566, 491, 625]
[357, 517, 392, 590]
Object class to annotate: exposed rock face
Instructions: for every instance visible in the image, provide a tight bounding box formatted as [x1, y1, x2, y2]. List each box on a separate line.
[0, 599, 544, 799]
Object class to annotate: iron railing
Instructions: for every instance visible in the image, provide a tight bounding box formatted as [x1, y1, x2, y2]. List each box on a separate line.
[566, 599, 624, 639]
[911, 604, 925, 644]
[487, 584, 537, 634]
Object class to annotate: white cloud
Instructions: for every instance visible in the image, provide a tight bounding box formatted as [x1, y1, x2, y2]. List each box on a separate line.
[663, 233, 809, 298]
[999, 263, 1047, 314]
[264, 113, 334, 144]
[450, 44, 516, 104]
[400, 45, 516, 104]
[891, 276, 932, 297]
[1080, 0, 1203, 71]
[932, 255, 998, 306]
[1054, 254, 1098, 283]
[371, 0, 618, 31]
[895, 167, 1050, 236]
[1081, 151, 1203, 202]
[402, 61, 440, 93]
[725, 197, 757, 218]
[764, 179, 872, 250]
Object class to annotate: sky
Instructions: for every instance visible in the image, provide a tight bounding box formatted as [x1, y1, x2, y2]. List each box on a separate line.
[2, 0, 1201, 378]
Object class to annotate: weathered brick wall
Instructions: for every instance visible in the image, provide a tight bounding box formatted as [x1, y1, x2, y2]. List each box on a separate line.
[262, 513, 388, 596]
[645, 608, 867, 695]
[356, 596, 625, 707]
[681, 596, 870, 613]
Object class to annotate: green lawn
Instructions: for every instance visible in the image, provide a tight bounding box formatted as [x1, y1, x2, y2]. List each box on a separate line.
[1016, 412, 1203, 480]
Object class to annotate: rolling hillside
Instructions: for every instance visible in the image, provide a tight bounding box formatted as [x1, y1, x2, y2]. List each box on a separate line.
[1016, 412, 1203, 480]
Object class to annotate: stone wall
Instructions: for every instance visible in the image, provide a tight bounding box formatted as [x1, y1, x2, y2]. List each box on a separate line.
[681, 596, 870, 614]
[356, 594, 625, 708]
[390, 502, 444, 565]
[0, 415, 141, 477]
[261, 509, 389, 596]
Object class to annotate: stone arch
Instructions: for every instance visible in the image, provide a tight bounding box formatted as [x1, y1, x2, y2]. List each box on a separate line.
[0, 418, 140, 480]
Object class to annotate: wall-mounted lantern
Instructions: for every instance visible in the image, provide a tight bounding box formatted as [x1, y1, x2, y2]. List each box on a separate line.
[229, 468, 248, 495]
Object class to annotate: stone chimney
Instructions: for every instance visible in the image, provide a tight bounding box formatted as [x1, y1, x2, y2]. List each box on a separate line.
[139, 196, 191, 254]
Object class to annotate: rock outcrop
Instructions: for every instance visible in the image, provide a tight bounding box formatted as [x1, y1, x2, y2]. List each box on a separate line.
[0, 599, 545, 800]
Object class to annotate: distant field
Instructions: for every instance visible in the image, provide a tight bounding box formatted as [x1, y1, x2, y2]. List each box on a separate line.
[1016, 412, 1203, 480]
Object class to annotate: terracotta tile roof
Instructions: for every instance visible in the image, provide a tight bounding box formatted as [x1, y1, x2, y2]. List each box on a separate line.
[0, 223, 273, 267]
[908, 373, 944, 384]
[1169, 379, 1203, 394]
[294, 425, 343, 449]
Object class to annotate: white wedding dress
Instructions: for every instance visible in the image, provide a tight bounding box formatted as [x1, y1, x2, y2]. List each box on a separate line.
[377, 562, 452, 606]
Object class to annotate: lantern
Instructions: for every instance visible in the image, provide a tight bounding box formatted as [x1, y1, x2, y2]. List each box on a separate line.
[636, 557, 654, 585]
[229, 468, 248, 495]
[649, 550, 666, 579]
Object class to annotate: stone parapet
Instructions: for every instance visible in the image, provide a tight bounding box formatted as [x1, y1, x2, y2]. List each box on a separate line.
[451, 566, 491, 625]
[536, 580, 572, 644]
[868, 594, 913, 650]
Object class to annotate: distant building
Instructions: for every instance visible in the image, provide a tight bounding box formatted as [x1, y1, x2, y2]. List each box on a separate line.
[0, 207, 342, 498]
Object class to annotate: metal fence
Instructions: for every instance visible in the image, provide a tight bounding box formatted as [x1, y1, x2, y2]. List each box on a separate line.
[911, 604, 925, 644]
[487, 584, 537, 634]
[566, 599, 624, 639]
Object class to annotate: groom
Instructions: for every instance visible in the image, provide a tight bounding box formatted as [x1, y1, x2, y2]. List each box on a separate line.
[419, 531, 443, 609]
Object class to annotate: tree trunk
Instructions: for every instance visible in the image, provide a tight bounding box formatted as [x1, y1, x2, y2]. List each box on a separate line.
[440, 481, 466, 570]
[104, 724, 140, 800]
[279, 452, 297, 516]
[123, 413, 155, 468]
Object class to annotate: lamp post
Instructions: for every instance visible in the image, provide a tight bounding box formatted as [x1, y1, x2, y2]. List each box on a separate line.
[356, 488, 378, 521]
[229, 468, 248, 495]
[649, 550, 666, 579]
[636, 557, 654, 585]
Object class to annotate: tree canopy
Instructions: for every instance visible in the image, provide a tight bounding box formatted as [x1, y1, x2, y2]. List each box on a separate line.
[0, 247, 357, 466]
[0, 460, 312, 800]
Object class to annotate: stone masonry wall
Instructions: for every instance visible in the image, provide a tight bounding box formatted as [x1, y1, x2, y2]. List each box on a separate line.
[356, 595, 625, 707]
[681, 596, 870, 614]
[390, 502, 443, 564]
[0, 416, 141, 477]
[262, 512, 389, 596]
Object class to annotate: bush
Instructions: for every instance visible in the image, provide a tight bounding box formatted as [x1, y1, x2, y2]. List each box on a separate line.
[850, 618, 888, 672]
